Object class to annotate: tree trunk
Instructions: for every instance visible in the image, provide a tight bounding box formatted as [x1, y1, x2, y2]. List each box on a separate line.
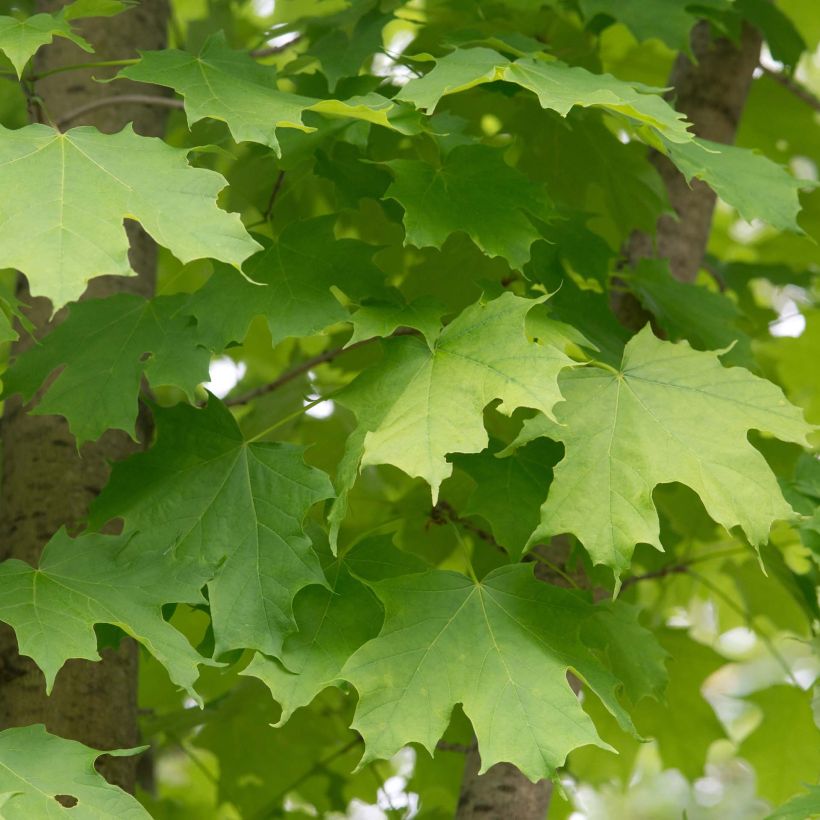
[455, 20, 763, 820]
[0, 0, 169, 792]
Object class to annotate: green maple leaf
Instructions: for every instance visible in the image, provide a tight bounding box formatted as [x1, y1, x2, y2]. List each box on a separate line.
[184, 215, 385, 349]
[525, 327, 811, 577]
[245, 534, 427, 724]
[579, 0, 732, 50]
[385, 145, 552, 270]
[0, 300, 17, 344]
[0, 124, 259, 310]
[0, 11, 91, 78]
[451, 438, 561, 560]
[341, 563, 663, 781]
[767, 785, 820, 820]
[396, 47, 692, 143]
[0, 724, 149, 819]
[91, 397, 334, 657]
[120, 33, 411, 156]
[347, 296, 446, 348]
[664, 138, 809, 230]
[334, 292, 575, 506]
[0, 530, 210, 697]
[2, 293, 210, 443]
[626, 259, 753, 366]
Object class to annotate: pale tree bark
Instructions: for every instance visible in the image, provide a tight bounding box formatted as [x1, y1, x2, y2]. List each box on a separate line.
[455, 21, 763, 820]
[0, 0, 169, 792]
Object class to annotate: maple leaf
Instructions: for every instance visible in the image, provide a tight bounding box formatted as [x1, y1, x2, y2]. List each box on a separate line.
[0, 725, 149, 819]
[0, 11, 91, 78]
[183, 215, 385, 349]
[0, 529, 210, 697]
[524, 327, 812, 577]
[341, 564, 664, 781]
[120, 33, 414, 156]
[0, 124, 260, 309]
[385, 145, 552, 270]
[663, 137, 809, 230]
[333, 292, 575, 511]
[397, 47, 692, 143]
[2, 293, 210, 443]
[91, 397, 334, 657]
[451, 437, 561, 559]
[245, 534, 427, 724]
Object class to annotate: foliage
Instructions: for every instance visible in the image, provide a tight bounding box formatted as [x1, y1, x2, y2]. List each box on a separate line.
[0, 0, 817, 817]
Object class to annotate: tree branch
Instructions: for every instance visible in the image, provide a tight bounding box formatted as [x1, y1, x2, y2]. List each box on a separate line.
[56, 95, 184, 129]
[224, 328, 419, 407]
[760, 65, 820, 114]
[250, 36, 302, 59]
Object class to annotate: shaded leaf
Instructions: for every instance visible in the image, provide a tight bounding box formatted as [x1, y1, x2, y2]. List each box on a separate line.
[91, 397, 334, 657]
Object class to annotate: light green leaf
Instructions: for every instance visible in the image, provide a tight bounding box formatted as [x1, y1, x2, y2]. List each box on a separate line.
[664, 138, 809, 231]
[0, 530, 209, 697]
[397, 47, 692, 143]
[2, 293, 210, 443]
[91, 397, 334, 657]
[120, 33, 410, 156]
[528, 327, 811, 577]
[0, 12, 91, 78]
[245, 534, 427, 724]
[0, 724, 149, 819]
[767, 784, 820, 820]
[0, 124, 260, 310]
[335, 292, 575, 504]
[341, 564, 661, 781]
[348, 296, 445, 349]
[184, 215, 384, 349]
[63, 0, 134, 20]
[385, 145, 552, 270]
[739, 686, 820, 805]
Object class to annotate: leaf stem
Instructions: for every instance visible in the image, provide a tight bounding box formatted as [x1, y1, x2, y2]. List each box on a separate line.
[587, 359, 621, 376]
[31, 58, 140, 81]
[245, 394, 335, 443]
[56, 94, 184, 129]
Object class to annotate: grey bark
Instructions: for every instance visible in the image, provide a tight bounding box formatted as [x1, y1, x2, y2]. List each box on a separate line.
[455, 21, 763, 820]
[0, 0, 169, 792]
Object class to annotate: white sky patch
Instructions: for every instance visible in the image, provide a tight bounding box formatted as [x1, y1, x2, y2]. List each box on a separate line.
[304, 394, 335, 419]
[252, 0, 275, 17]
[372, 30, 417, 86]
[204, 356, 247, 398]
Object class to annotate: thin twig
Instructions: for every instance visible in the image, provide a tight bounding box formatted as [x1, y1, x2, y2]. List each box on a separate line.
[250, 36, 302, 59]
[251, 736, 362, 820]
[760, 65, 820, 114]
[262, 170, 286, 222]
[621, 564, 688, 589]
[436, 740, 476, 753]
[56, 95, 184, 129]
[225, 328, 418, 407]
[430, 500, 504, 553]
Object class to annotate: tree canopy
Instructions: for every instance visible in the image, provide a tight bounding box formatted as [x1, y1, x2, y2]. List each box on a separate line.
[0, 0, 817, 818]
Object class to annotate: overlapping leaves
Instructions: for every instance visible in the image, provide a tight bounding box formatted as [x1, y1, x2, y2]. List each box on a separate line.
[2, 293, 210, 443]
[0, 529, 209, 697]
[91, 397, 334, 657]
[0, 124, 259, 309]
[342, 564, 666, 781]
[520, 328, 811, 577]
[334, 291, 575, 509]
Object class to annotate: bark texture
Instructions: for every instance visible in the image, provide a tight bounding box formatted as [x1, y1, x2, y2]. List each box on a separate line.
[455, 20, 763, 820]
[0, 0, 169, 792]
